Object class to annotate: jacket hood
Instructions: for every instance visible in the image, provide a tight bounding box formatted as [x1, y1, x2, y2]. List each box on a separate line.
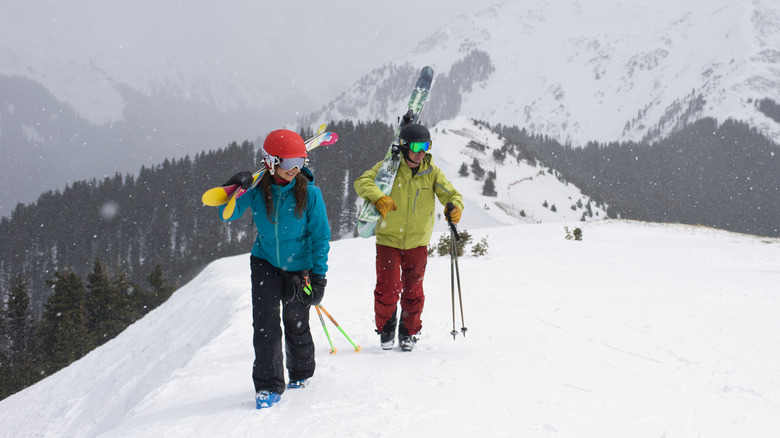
[301, 167, 314, 183]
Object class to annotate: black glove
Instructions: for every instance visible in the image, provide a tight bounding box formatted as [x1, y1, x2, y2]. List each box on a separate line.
[222, 171, 253, 189]
[308, 274, 327, 306]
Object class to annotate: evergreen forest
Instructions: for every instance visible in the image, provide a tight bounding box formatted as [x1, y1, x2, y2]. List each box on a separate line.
[0, 120, 393, 400]
[492, 117, 780, 237]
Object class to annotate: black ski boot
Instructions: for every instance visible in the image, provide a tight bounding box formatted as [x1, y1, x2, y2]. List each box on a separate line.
[398, 318, 418, 352]
[399, 335, 417, 351]
[377, 309, 398, 350]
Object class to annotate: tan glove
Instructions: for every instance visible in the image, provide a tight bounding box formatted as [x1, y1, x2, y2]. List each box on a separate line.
[375, 196, 397, 219]
[444, 204, 462, 224]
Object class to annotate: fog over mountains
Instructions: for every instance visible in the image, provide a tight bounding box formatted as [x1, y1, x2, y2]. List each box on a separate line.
[309, 0, 780, 144]
[0, 0, 485, 217]
[2, 0, 780, 217]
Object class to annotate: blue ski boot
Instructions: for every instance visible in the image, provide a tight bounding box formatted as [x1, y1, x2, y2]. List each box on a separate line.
[255, 390, 281, 409]
[287, 379, 308, 389]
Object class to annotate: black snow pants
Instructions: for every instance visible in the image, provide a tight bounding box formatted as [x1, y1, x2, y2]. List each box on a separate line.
[250, 256, 315, 394]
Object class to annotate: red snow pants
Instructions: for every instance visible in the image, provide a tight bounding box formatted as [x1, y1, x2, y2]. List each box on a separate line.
[373, 244, 428, 336]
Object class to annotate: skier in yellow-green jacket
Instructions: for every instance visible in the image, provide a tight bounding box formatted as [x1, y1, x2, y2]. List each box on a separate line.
[354, 123, 464, 352]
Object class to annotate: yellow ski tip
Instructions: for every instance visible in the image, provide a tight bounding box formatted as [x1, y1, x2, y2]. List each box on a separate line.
[202, 187, 230, 206]
[222, 195, 237, 220]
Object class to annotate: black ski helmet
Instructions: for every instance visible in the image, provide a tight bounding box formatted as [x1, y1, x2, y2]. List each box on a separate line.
[399, 123, 431, 145]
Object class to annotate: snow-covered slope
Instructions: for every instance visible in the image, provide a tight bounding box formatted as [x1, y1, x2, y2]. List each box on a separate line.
[427, 117, 607, 234]
[1, 220, 779, 437]
[308, 0, 780, 146]
[0, 117, 777, 435]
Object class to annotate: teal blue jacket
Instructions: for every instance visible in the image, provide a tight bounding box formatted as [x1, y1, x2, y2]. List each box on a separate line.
[220, 168, 330, 276]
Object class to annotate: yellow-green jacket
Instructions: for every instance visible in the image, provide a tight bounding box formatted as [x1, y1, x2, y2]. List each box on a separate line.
[354, 154, 464, 250]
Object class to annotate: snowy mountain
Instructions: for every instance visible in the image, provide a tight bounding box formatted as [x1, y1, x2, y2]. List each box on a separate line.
[0, 1, 485, 125]
[306, 0, 780, 147]
[426, 117, 607, 233]
[0, 0, 488, 217]
[1, 219, 779, 437]
[3, 0, 780, 219]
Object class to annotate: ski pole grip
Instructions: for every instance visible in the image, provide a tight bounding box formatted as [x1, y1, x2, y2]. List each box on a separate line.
[445, 202, 454, 220]
[301, 272, 312, 295]
[445, 202, 460, 241]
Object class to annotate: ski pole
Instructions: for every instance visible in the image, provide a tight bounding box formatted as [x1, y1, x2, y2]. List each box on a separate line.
[317, 305, 362, 352]
[315, 305, 337, 354]
[449, 223, 458, 340]
[446, 203, 467, 339]
[452, 224, 467, 337]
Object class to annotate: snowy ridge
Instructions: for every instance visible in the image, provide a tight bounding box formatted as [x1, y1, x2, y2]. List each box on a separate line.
[428, 117, 607, 233]
[1, 122, 779, 437]
[0, 256, 249, 437]
[1, 220, 779, 436]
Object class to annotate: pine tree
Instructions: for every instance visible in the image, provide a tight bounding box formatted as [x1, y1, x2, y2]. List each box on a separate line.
[34, 269, 91, 376]
[492, 147, 507, 163]
[0, 289, 6, 355]
[0, 284, 7, 398]
[482, 173, 498, 197]
[5, 275, 33, 368]
[0, 353, 9, 400]
[146, 264, 175, 308]
[1, 275, 37, 399]
[458, 162, 469, 177]
[116, 269, 153, 319]
[470, 158, 485, 181]
[86, 260, 134, 347]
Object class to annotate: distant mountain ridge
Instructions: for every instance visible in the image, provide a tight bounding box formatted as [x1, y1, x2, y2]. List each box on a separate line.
[304, 0, 780, 147]
[0, 1, 485, 216]
[3, 0, 780, 218]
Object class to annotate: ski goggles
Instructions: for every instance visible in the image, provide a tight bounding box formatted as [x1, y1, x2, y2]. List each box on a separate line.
[276, 156, 308, 171]
[404, 140, 432, 153]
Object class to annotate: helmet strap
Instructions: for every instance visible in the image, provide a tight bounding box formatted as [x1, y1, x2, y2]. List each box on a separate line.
[264, 159, 276, 175]
[401, 147, 422, 166]
[401, 147, 411, 162]
[261, 149, 278, 175]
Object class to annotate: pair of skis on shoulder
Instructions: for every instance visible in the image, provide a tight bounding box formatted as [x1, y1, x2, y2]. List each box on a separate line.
[202, 64, 433, 229]
[201, 124, 338, 219]
[356, 66, 434, 238]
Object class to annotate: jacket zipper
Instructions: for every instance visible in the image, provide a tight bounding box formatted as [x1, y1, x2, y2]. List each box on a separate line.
[274, 190, 282, 266]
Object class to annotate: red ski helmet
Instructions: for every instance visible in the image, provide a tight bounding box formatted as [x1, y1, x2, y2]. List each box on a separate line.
[262, 129, 307, 158]
[261, 129, 307, 175]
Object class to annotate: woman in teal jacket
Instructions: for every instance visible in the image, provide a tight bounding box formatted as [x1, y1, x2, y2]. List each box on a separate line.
[220, 129, 330, 409]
